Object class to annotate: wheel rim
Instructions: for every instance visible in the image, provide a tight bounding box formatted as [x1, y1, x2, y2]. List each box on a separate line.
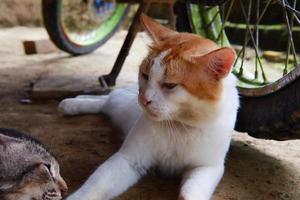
[60, 0, 128, 46]
[188, 0, 300, 96]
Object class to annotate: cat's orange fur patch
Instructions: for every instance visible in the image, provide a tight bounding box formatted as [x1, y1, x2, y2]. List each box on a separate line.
[140, 14, 236, 101]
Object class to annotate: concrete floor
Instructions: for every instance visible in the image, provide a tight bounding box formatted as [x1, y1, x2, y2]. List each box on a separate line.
[0, 27, 299, 200]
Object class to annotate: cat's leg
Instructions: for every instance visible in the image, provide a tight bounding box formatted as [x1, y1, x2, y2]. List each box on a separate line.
[66, 152, 148, 200]
[75, 95, 107, 99]
[179, 165, 224, 200]
[58, 95, 109, 115]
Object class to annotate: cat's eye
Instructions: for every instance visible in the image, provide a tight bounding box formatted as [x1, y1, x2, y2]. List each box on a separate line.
[44, 164, 51, 172]
[141, 72, 149, 81]
[162, 83, 178, 90]
[43, 163, 55, 181]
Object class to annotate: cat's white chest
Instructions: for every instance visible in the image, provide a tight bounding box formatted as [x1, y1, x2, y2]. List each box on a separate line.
[140, 122, 231, 173]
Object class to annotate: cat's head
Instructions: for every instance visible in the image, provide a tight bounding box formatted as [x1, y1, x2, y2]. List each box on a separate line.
[138, 14, 236, 126]
[0, 133, 68, 200]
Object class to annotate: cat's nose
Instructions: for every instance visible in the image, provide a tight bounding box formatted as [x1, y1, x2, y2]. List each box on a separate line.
[140, 94, 152, 106]
[57, 176, 68, 196]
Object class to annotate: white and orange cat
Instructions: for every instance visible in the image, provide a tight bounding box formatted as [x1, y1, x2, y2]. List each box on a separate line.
[59, 14, 239, 200]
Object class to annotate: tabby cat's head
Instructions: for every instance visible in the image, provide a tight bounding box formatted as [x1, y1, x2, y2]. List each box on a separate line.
[138, 14, 236, 126]
[0, 130, 67, 200]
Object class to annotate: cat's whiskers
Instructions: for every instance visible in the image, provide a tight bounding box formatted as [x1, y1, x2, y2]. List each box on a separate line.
[170, 119, 179, 135]
[178, 121, 190, 135]
[162, 115, 173, 138]
[166, 115, 185, 148]
[164, 106, 181, 134]
[165, 120, 172, 138]
[165, 113, 177, 135]
[165, 107, 190, 136]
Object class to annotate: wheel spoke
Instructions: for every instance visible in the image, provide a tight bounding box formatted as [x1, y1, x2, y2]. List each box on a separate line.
[256, 0, 273, 25]
[219, 3, 225, 47]
[254, 0, 260, 79]
[280, 1, 300, 17]
[281, 0, 298, 74]
[283, 0, 295, 75]
[200, 6, 230, 45]
[204, 9, 222, 30]
[229, 0, 273, 83]
[284, 0, 300, 25]
[238, 0, 252, 77]
[216, 0, 235, 43]
[231, 0, 273, 51]
[239, 0, 267, 83]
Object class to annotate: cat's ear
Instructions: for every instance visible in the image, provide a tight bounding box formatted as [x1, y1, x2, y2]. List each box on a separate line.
[0, 133, 19, 145]
[194, 47, 236, 79]
[140, 13, 177, 43]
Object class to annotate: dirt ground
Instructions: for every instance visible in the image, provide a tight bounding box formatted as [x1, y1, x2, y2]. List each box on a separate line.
[0, 27, 300, 200]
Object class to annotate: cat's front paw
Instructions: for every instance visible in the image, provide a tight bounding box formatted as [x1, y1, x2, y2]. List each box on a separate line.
[58, 98, 81, 115]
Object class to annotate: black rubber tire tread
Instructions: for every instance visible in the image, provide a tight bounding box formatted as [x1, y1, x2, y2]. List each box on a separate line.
[42, 0, 129, 56]
[236, 77, 300, 140]
[174, 1, 300, 140]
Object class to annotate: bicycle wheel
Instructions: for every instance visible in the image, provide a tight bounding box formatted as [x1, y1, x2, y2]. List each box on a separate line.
[175, 0, 300, 139]
[42, 0, 129, 55]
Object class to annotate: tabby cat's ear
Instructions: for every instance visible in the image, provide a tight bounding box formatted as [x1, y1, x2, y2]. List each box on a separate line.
[0, 134, 19, 145]
[140, 13, 177, 43]
[194, 47, 236, 80]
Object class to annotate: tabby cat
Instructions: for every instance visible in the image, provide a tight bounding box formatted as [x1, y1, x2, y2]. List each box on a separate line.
[0, 128, 68, 200]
